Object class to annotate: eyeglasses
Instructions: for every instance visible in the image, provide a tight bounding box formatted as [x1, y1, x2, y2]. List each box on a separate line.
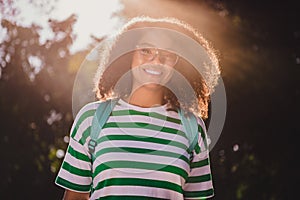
[135, 44, 179, 67]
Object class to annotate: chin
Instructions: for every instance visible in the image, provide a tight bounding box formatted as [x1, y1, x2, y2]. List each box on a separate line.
[142, 83, 164, 90]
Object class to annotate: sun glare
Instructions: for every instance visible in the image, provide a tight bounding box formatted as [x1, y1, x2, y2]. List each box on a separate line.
[51, 0, 123, 52]
[1, 0, 124, 53]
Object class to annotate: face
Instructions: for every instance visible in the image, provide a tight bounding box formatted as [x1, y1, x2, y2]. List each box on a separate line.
[131, 31, 178, 91]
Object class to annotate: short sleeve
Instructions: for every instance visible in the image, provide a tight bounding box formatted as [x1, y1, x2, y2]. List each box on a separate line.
[55, 102, 98, 192]
[183, 117, 214, 199]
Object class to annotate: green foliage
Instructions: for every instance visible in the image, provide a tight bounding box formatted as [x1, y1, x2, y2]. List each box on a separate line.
[0, 14, 88, 199]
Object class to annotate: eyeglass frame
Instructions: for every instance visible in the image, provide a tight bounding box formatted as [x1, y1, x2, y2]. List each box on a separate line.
[135, 43, 179, 67]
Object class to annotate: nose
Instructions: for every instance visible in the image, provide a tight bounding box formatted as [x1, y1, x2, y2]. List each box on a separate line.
[149, 50, 163, 64]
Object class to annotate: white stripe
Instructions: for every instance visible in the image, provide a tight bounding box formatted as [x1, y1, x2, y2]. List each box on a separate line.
[55, 182, 91, 193]
[115, 99, 168, 112]
[196, 117, 207, 133]
[197, 135, 209, 152]
[94, 151, 190, 171]
[101, 127, 188, 144]
[68, 138, 90, 157]
[71, 102, 98, 135]
[193, 151, 209, 162]
[93, 168, 185, 188]
[196, 117, 209, 152]
[109, 115, 182, 130]
[58, 168, 92, 185]
[74, 102, 98, 121]
[183, 180, 213, 191]
[190, 165, 212, 177]
[95, 140, 189, 158]
[91, 185, 184, 200]
[72, 116, 93, 141]
[63, 150, 91, 171]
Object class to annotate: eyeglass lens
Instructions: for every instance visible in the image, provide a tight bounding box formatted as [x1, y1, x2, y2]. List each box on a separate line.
[136, 45, 178, 66]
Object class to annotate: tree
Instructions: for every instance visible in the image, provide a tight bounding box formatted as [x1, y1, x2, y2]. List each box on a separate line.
[0, 14, 88, 199]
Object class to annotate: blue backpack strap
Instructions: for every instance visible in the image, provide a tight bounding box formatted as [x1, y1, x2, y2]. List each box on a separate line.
[88, 98, 119, 159]
[178, 109, 199, 161]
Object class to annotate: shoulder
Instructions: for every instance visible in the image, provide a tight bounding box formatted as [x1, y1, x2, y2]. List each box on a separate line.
[70, 101, 102, 140]
[72, 99, 115, 128]
[75, 101, 101, 118]
[195, 115, 207, 132]
[179, 110, 207, 132]
[195, 115, 209, 152]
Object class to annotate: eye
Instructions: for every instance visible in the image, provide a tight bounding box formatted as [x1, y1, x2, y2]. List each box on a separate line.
[160, 50, 177, 60]
[140, 48, 153, 55]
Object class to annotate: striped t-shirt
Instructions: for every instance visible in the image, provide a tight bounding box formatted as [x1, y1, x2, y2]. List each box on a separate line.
[55, 99, 214, 199]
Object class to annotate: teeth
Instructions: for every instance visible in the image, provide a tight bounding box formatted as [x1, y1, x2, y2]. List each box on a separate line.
[144, 69, 161, 75]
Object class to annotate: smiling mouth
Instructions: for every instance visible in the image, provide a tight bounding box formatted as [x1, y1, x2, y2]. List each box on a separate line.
[144, 68, 162, 76]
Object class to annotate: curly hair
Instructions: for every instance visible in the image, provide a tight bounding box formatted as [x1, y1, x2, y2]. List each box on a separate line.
[94, 16, 220, 119]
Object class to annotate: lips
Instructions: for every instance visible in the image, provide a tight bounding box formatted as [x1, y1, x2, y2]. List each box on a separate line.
[141, 64, 165, 76]
[132, 64, 173, 86]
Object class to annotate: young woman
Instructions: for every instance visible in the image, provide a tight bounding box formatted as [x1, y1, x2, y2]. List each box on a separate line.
[55, 16, 220, 200]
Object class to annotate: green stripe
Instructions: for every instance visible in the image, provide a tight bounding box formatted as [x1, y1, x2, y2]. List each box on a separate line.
[94, 178, 183, 194]
[94, 161, 188, 180]
[71, 109, 95, 138]
[198, 124, 204, 135]
[184, 188, 214, 198]
[103, 122, 186, 138]
[198, 125, 208, 150]
[95, 147, 189, 164]
[112, 109, 180, 124]
[186, 174, 212, 183]
[190, 158, 209, 168]
[98, 195, 168, 200]
[96, 135, 188, 150]
[195, 143, 201, 154]
[79, 126, 91, 145]
[62, 161, 91, 177]
[55, 176, 91, 192]
[68, 145, 90, 162]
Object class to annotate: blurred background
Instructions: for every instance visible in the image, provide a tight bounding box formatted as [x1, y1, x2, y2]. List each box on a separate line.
[0, 0, 298, 199]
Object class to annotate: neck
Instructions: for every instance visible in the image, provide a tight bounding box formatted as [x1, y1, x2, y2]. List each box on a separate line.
[125, 86, 165, 108]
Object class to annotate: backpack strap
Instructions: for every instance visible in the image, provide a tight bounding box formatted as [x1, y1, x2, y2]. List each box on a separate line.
[88, 98, 119, 160]
[178, 109, 199, 161]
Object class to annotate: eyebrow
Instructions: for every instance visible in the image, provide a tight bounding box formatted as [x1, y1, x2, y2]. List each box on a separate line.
[136, 43, 155, 47]
[136, 43, 174, 51]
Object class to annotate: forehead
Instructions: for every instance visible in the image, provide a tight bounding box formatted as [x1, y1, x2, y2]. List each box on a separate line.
[137, 30, 174, 49]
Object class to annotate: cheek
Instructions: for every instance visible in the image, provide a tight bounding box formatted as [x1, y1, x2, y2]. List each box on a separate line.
[165, 66, 175, 76]
[131, 53, 143, 69]
[164, 67, 175, 82]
